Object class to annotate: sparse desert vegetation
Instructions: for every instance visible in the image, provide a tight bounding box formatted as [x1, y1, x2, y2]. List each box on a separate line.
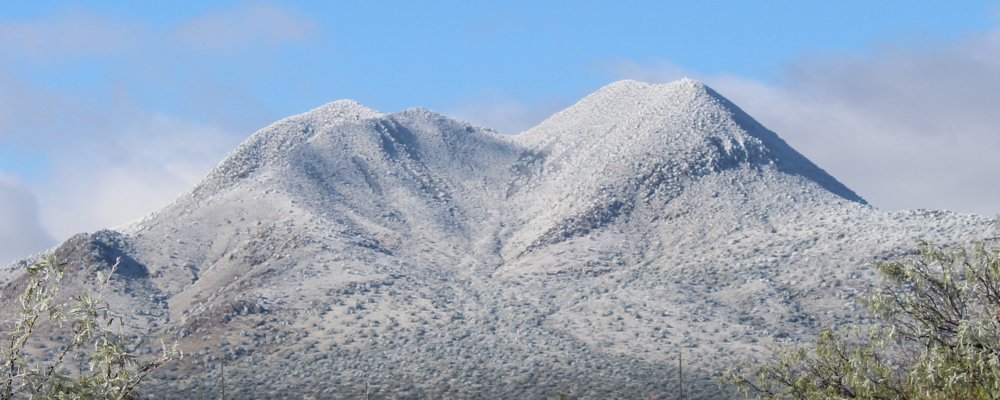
[0, 257, 179, 399]
[728, 234, 1000, 399]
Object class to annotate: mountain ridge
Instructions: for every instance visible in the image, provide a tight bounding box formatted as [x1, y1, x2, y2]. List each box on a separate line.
[3, 79, 995, 399]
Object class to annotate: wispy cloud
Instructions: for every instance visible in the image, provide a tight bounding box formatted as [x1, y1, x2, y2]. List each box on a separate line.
[0, 9, 142, 61]
[172, 3, 317, 52]
[0, 3, 317, 63]
[609, 28, 1000, 215]
[0, 72, 108, 143]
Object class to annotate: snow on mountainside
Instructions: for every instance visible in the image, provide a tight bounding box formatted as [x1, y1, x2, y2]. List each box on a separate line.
[518, 79, 861, 202]
[3, 79, 996, 398]
[503, 79, 865, 260]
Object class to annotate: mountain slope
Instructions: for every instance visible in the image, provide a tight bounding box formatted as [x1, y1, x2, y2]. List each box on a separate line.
[498, 80, 868, 275]
[3, 79, 995, 399]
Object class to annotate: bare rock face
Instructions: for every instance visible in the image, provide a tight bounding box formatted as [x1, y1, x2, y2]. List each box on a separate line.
[4, 79, 996, 398]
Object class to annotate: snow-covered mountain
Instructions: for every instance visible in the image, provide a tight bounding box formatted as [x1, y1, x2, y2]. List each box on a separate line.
[4, 79, 995, 398]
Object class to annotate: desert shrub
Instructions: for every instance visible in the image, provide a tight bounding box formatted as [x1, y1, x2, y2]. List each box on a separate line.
[726, 236, 1000, 399]
[1, 256, 180, 399]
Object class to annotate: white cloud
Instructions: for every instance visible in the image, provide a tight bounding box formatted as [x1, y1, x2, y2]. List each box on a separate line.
[0, 4, 298, 245]
[609, 28, 1000, 215]
[0, 73, 240, 242]
[0, 3, 316, 64]
[172, 3, 318, 52]
[0, 72, 105, 142]
[33, 114, 240, 241]
[0, 9, 141, 61]
[0, 173, 55, 265]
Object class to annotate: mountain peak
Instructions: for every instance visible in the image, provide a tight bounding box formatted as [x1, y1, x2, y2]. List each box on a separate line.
[394, 106, 453, 121]
[518, 78, 865, 204]
[306, 99, 384, 122]
[528, 79, 724, 136]
[591, 78, 711, 102]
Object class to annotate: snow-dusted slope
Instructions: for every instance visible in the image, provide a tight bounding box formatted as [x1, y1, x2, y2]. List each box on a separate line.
[4, 79, 995, 399]
[504, 79, 863, 258]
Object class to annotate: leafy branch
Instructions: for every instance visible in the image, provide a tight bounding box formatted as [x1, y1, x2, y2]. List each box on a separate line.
[1, 256, 181, 399]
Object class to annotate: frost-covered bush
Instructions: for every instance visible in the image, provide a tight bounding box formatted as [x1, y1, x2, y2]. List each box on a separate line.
[726, 234, 1000, 399]
[1, 257, 180, 399]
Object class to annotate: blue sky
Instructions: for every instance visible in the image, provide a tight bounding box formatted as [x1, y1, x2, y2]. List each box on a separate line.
[2, 1, 1000, 264]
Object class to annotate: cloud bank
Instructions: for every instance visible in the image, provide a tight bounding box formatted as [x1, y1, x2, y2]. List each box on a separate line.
[33, 114, 240, 241]
[0, 4, 315, 264]
[610, 28, 1000, 214]
[0, 174, 54, 265]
